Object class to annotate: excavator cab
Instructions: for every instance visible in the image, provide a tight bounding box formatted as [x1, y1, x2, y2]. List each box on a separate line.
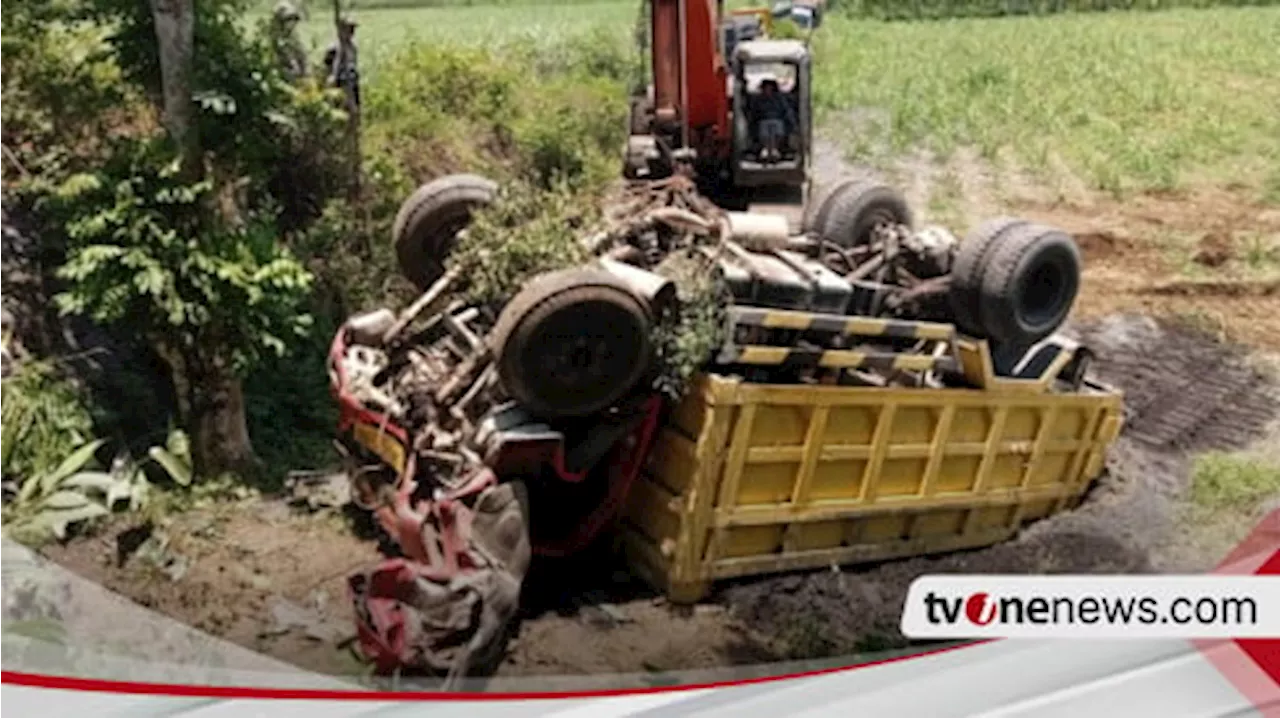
[730, 40, 811, 189]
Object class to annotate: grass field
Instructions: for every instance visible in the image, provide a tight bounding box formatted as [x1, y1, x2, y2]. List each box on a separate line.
[290, 3, 1280, 198]
[812, 8, 1280, 195]
[293, 2, 631, 67]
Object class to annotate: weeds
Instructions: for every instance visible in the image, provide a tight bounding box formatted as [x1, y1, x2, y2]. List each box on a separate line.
[1241, 234, 1280, 271]
[837, 0, 1275, 21]
[1, 360, 96, 482]
[1190, 450, 1280, 512]
[651, 251, 730, 401]
[1, 430, 194, 546]
[450, 180, 595, 307]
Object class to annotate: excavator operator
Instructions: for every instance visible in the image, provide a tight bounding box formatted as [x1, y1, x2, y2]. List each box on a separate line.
[752, 76, 797, 163]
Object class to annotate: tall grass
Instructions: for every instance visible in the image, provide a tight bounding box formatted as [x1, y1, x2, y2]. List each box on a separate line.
[287, 2, 1280, 197]
[839, 0, 1279, 21]
[292, 2, 633, 70]
[814, 7, 1280, 195]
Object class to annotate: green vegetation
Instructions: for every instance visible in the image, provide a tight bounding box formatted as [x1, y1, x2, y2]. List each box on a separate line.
[6, 0, 1279, 528]
[300, 2, 1278, 198]
[837, 0, 1278, 21]
[291, 2, 632, 66]
[3, 0, 632, 506]
[2, 362, 96, 482]
[1191, 450, 1280, 512]
[814, 8, 1280, 196]
[452, 183, 595, 306]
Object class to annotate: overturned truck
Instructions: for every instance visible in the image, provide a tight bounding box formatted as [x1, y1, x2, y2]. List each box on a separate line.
[329, 174, 1124, 680]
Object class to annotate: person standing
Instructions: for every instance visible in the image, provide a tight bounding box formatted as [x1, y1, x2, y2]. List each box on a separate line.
[323, 17, 360, 113]
[323, 16, 362, 200]
[270, 2, 309, 83]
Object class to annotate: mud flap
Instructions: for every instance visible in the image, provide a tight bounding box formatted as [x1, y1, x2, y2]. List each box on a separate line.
[348, 480, 531, 682]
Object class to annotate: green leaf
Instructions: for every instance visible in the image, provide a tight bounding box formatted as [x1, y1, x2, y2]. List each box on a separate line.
[39, 490, 92, 511]
[127, 473, 151, 511]
[39, 439, 105, 496]
[18, 472, 44, 504]
[60, 471, 118, 494]
[166, 428, 192, 463]
[38, 503, 110, 540]
[55, 173, 101, 200]
[149, 446, 193, 487]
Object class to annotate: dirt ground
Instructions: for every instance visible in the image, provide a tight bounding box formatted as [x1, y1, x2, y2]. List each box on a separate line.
[34, 138, 1280, 679]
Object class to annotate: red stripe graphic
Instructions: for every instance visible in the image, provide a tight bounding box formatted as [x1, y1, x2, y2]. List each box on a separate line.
[4, 514, 1276, 705]
[1236, 550, 1280, 689]
[1195, 510, 1280, 717]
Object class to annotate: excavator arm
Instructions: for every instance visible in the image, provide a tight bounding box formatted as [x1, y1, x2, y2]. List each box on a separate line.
[648, 0, 731, 165]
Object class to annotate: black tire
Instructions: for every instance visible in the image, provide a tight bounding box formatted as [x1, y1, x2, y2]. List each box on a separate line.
[948, 217, 1029, 337]
[819, 180, 912, 249]
[801, 176, 857, 234]
[392, 174, 497, 290]
[977, 224, 1081, 346]
[490, 269, 653, 420]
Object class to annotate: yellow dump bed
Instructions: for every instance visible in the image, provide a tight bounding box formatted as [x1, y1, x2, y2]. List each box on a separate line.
[620, 340, 1124, 603]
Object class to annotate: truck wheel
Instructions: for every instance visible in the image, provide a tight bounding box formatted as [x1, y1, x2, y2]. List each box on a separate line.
[977, 224, 1081, 346]
[490, 269, 653, 419]
[948, 217, 1029, 337]
[819, 180, 912, 249]
[802, 176, 856, 234]
[392, 174, 497, 290]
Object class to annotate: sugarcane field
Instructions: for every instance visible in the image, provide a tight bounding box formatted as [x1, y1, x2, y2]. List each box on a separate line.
[3, 0, 1279, 689]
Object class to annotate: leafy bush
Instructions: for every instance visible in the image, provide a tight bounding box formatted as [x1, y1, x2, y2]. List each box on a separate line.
[242, 312, 341, 484]
[450, 180, 594, 307]
[1, 361, 96, 482]
[1, 1, 144, 192]
[51, 159, 314, 380]
[307, 40, 628, 314]
[3, 429, 194, 545]
[511, 74, 626, 189]
[91, 0, 302, 171]
[651, 251, 730, 401]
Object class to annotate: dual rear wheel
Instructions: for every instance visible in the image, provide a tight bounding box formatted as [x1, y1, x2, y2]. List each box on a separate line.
[805, 179, 1080, 347]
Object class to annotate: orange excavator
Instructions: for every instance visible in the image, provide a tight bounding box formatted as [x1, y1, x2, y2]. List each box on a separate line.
[625, 1, 814, 220]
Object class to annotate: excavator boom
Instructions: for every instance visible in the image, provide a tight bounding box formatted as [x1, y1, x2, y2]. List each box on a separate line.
[649, 0, 729, 163]
[629, 0, 811, 209]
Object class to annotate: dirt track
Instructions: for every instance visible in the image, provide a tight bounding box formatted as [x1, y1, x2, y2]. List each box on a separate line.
[33, 140, 1280, 678]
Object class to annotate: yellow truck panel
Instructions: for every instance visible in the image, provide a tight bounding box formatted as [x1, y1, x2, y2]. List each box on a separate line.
[620, 370, 1124, 603]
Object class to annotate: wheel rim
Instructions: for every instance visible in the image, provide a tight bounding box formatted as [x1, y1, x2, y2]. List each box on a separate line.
[856, 208, 898, 246]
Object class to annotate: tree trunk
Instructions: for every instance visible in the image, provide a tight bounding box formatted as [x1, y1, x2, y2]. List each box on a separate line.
[159, 344, 256, 477]
[149, 0, 259, 476]
[190, 363, 257, 477]
[149, 0, 200, 180]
